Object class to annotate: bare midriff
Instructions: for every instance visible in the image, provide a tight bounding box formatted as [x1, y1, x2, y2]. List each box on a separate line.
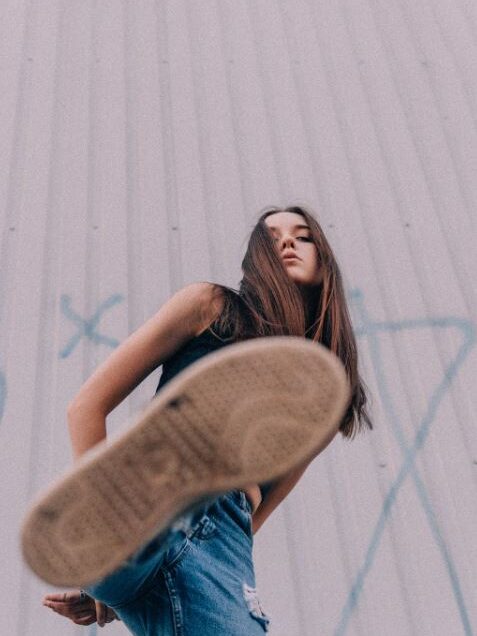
[243, 484, 262, 515]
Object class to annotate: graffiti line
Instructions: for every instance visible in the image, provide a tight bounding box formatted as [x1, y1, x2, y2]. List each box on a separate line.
[334, 289, 476, 635]
[59, 294, 124, 358]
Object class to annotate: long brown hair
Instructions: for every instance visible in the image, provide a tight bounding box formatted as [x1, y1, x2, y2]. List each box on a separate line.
[205, 204, 373, 439]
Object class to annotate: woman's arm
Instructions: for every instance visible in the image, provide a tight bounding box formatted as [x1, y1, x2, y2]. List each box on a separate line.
[49, 284, 221, 623]
[67, 282, 222, 460]
[251, 457, 313, 534]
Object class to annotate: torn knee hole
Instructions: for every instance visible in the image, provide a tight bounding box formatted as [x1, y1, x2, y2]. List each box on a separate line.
[242, 582, 271, 631]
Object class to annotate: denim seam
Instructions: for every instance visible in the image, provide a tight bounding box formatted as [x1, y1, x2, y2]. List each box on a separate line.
[103, 549, 174, 611]
[106, 569, 163, 611]
[161, 538, 192, 571]
[163, 569, 184, 635]
[107, 538, 192, 610]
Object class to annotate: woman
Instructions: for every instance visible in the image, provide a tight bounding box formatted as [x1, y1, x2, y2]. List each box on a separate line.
[35, 205, 372, 633]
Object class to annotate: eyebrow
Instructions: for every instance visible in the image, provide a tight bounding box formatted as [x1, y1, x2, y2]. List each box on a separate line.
[267, 224, 311, 231]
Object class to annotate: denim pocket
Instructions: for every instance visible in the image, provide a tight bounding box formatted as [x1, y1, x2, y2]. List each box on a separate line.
[162, 534, 192, 570]
[163, 511, 217, 571]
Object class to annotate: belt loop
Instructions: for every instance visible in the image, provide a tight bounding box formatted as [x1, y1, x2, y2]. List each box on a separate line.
[240, 490, 252, 514]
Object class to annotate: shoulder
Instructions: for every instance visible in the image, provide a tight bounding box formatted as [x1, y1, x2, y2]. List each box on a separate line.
[175, 282, 226, 336]
[176, 281, 225, 307]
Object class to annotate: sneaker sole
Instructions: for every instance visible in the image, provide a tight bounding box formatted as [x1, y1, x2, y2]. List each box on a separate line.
[21, 336, 349, 587]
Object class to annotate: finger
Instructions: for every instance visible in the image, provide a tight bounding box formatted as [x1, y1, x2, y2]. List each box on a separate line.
[43, 600, 72, 612]
[44, 597, 92, 612]
[43, 600, 61, 610]
[43, 593, 63, 602]
[71, 609, 98, 619]
[96, 600, 106, 628]
[43, 590, 82, 604]
[45, 602, 96, 620]
[44, 603, 72, 617]
[74, 615, 96, 626]
[44, 601, 92, 615]
[43, 592, 73, 603]
[43, 601, 62, 612]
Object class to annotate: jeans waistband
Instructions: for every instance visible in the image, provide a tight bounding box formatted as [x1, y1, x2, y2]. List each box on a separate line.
[228, 489, 253, 515]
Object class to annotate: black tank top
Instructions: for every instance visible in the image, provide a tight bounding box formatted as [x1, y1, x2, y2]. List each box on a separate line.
[155, 328, 233, 393]
[154, 326, 275, 502]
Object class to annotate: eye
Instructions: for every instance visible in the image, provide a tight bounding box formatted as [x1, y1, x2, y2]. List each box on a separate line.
[270, 234, 312, 242]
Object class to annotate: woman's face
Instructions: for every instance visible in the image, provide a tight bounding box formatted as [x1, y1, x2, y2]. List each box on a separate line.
[264, 212, 323, 287]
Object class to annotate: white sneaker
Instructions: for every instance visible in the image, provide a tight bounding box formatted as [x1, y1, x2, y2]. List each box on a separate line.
[21, 336, 349, 587]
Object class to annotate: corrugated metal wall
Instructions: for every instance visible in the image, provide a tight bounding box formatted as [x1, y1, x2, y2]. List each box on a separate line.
[1, 1, 476, 634]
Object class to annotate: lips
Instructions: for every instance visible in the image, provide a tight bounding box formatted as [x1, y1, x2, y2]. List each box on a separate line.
[282, 253, 300, 261]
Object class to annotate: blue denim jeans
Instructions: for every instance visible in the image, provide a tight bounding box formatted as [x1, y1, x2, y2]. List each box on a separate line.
[84, 490, 271, 635]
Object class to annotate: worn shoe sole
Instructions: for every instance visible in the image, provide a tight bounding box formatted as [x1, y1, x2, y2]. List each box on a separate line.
[21, 336, 350, 587]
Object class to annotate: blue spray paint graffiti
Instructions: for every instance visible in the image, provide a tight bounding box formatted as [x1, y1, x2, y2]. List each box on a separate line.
[59, 294, 124, 358]
[334, 289, 476, 636]
[0, 371, 6, 423]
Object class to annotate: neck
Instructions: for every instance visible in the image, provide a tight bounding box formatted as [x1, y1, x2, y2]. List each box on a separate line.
[298, 284, 321, 330]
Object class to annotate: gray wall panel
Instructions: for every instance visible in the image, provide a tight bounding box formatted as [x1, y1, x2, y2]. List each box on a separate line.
[1, 2, 476, 634]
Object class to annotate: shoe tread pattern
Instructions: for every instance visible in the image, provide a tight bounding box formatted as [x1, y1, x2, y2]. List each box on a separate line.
[21, 337, 349, 586]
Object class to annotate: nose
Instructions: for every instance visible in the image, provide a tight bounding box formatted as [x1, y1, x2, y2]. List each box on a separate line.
[280, 235, 295, 250]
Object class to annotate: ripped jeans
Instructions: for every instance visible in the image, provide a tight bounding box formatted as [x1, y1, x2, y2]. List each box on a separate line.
[84, 490, 271, 635]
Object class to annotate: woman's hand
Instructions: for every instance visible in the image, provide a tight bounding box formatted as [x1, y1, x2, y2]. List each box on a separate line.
[43, 590, 119, 627]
